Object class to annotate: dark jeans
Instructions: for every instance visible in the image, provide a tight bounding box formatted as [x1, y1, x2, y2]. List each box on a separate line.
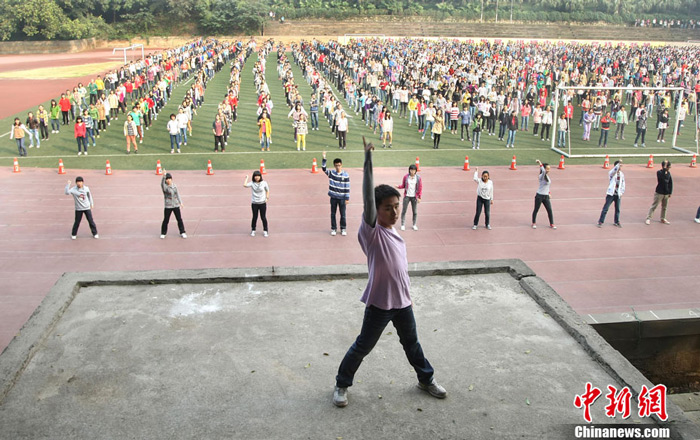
[336, 305, 434, 388]
[598, 129, 609, 147]
[251, 203, 268, 232]
[461, 123, 471, 140]
[401, 196, 418, 226]
[214, 135, 224, 151]
[162, 207, 185, 235]
[72, 209, 97, 236]
[498, 123, 507, 139]
[62, 110, 70, 125]
[474, 196, 491, 226]
[330, 197, 347, 231]
[532, 194, 554, 225]
[635, 128, 646, 144]
[76, 136, 88, 153]
[540, 124, 551, 140]
[696, 206, 700, 220]
[433, 133, 441, 148]
[337, 130, 347, 149]
[598, 194, 621, 225]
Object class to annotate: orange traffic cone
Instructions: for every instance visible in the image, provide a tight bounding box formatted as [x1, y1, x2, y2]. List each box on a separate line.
[206, 160, 214, 175]
[260, 159, 267, 175]
[155, 160, 163, 175]
[105, 160, 112, 175]
[690, 154, 697, 168]
[603, 155, 610, 169]
[12, 157, 20, 173]
[463, 156, 470, 171]
[558, 155, 565, 170]
[415, 156, 421, 172]
[509, 155, 517, 170]
[646, 155, 654, 168]
[58, 159, 66, 175]
[311, 158, 319, 174]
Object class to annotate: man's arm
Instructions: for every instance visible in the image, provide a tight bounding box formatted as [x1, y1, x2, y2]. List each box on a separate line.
[362, 136, 376, 227]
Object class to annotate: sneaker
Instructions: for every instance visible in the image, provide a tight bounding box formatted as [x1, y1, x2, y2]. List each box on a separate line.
[160, 234, 165, 239]
[486, 225, 492, 230]
[550, 224, 557, 230]
[171, 150, 174, 154]
[181, 233, 187, 238]
[412, 225, 418, 231]
[614, 223, 622, 228]
[532, 224, 537, 229]
[250, 230, 256, 237]
[645, 219, 651, 225]
[77, 152, 82, 156]
[330, 230, 337, 236]
[71, 235, 76, 240]
[177, 149, 181, 153]
[84, 151, 88, 156]
[134, 150, 138, 154]
[263, 231, 269, 237]
[417, 380, 447, 399]
[400, 225, 406, 231]
[333, 386, 348, 407]
[634, 143, 638, 148]
[597, 222, 603, 228]
[661, 219, 670, 224]
[93, 234, 99, 239]
[472, 225, 478, 230]
[694, 218, 700, 223]
[341, 230, 347, 236]
[641, 143, 646, 148]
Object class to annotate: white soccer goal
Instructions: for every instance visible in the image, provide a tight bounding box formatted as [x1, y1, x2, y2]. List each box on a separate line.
[552, 85, 696, 158]
[112, 44, 145, 64]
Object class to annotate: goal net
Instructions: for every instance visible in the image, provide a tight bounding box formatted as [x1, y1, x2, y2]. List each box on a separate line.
[551, 85, 697, 158]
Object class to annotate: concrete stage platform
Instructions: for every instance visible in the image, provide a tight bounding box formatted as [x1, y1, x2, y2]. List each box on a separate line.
[1, 262, 698, 439]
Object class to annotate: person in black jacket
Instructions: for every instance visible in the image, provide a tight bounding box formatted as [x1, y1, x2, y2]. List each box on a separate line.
[505, 111, 519, 148]
[645, 160, 673, 225]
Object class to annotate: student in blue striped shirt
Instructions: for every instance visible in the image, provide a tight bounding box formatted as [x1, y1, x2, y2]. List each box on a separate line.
[322, 150, 350, 236]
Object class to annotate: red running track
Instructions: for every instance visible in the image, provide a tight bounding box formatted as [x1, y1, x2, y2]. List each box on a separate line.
[0, 163, 699, 352]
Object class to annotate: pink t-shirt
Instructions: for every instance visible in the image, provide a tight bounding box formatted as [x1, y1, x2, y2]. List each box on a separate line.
[357, 218, 412, 310]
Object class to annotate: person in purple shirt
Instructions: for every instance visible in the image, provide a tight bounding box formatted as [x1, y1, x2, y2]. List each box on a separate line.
[333, 137, 447, 408]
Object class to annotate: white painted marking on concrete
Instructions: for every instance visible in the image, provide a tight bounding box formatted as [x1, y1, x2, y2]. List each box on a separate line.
[246, 282, 262, 295]
[587, 314, 598, 323]
[649, 310, 661, 320]
[169, 289, 222, 317]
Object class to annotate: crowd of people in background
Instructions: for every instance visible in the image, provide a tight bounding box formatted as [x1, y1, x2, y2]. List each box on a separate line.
[286, 37, 698, 152]
[8, 38, 245, 157]
[634, 19, 699, 28]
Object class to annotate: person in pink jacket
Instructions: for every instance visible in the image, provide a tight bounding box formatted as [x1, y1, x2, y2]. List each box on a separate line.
[74, 116, 88, 155]
[395, 164, 423, 231]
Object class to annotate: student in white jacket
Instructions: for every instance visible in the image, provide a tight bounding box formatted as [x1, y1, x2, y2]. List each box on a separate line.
[472, 167, 494, 230]
[597, 160, 625, 227]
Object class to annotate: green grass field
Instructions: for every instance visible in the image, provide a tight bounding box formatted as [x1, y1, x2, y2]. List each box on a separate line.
[2, 51, 698, 171]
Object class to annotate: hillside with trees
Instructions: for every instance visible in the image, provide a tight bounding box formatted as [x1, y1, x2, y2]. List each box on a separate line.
[0, 0, 698, 41]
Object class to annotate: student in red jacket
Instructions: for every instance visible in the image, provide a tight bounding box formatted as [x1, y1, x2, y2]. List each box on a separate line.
[598, 112, 616, 148]
[59, 93, 72, 125]
[74, 116, 88, 156]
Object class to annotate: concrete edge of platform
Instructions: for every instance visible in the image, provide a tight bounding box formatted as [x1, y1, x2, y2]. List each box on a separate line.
[520, 276, 700, 438]
[1, 259, 698, 438]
